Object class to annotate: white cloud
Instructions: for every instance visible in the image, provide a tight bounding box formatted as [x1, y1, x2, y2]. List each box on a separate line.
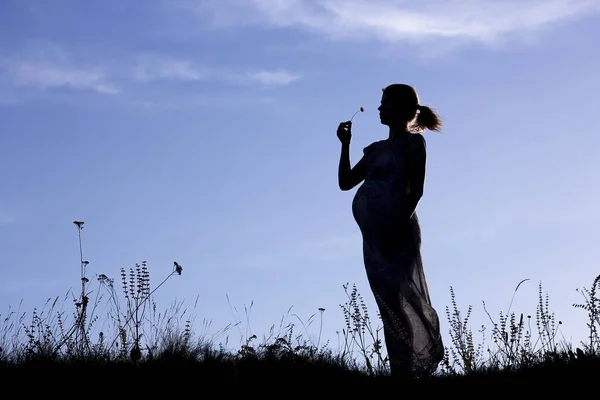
[7, 62, 119, 94]
[0, 41, 300, 104]
[132, 54, 301, 86]
[243, 69, 302, 85]
[0, 41, 118, 95]
[132, 54, 214, 82]
[185, 0, 600, 44]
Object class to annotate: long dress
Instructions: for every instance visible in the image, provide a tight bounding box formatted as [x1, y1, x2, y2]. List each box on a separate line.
[351, 135, 444, 377]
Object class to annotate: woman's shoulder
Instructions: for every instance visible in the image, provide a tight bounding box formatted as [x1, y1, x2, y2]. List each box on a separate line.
[408, 133, 426, 149]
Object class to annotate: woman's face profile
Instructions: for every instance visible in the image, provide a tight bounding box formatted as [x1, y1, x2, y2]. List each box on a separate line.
[378, 92, 396, 126]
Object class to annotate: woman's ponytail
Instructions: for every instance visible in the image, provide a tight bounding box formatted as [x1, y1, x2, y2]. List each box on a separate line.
[413, 105, 442, 132]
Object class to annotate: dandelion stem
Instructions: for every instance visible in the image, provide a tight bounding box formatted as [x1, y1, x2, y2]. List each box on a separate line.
[350, 107, 364, 122]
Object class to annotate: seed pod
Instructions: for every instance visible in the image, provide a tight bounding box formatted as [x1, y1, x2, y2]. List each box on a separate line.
[350, 107, 364, 122]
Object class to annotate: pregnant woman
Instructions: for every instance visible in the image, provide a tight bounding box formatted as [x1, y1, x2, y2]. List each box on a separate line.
[337, 83, 444, 378]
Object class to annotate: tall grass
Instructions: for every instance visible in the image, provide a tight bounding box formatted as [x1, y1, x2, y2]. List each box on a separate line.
[0, 221, 599, 385]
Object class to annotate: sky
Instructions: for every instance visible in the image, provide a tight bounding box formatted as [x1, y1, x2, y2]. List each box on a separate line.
[1, 0, 600, 360]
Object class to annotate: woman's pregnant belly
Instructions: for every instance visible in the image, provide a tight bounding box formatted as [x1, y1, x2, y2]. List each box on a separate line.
[352, 179, 406, 237]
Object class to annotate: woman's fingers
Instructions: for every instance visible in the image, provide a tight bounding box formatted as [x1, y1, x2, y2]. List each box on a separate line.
[338, 121, 352, 132]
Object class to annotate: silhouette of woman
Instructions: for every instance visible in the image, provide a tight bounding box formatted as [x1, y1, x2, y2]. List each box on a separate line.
[337, 83, 444, 378]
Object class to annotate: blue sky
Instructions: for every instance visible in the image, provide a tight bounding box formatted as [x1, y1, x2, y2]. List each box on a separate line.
[1, 0, 600, 357]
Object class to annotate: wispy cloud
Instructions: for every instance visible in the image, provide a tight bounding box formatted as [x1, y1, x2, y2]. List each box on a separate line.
[0, 42, 119, 95]
[6, 62, 119, 94]
[243, 69, 302, 85]
[132, 55, 213, 82]
[185, 0, 600, 44]
[132, 54, 302, 86]
[0, 41, 301, 105]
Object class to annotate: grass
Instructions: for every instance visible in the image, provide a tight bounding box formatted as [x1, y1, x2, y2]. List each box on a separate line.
[1, 221, 599, 388]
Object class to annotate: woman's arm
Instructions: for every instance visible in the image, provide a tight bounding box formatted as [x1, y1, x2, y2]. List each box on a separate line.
[405, 134, 427, 218]
[338, 142, 366, 191]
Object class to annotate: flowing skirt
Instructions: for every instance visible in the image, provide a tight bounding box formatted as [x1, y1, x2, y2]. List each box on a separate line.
[353, 186, 444, 376]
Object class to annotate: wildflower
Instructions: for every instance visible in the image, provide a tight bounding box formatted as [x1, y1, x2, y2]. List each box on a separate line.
[350, 107, 364, 122]
[174, 261, 183, 275]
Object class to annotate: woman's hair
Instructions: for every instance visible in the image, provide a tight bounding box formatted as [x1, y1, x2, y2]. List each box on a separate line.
[414, 104, 442, 132]
[383, 83, 442, 132]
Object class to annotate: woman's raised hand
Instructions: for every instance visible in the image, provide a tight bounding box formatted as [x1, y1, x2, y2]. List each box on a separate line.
[337, 121, 352, 145]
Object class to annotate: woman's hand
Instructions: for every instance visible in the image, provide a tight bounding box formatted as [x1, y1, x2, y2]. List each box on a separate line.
[337, 121, 352, 145]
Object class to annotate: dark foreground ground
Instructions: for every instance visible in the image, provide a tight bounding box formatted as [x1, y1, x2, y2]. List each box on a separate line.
[2, 354, 598, 391]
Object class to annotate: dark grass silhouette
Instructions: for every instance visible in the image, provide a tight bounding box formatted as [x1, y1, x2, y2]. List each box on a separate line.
[1, 222, 599, 388]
